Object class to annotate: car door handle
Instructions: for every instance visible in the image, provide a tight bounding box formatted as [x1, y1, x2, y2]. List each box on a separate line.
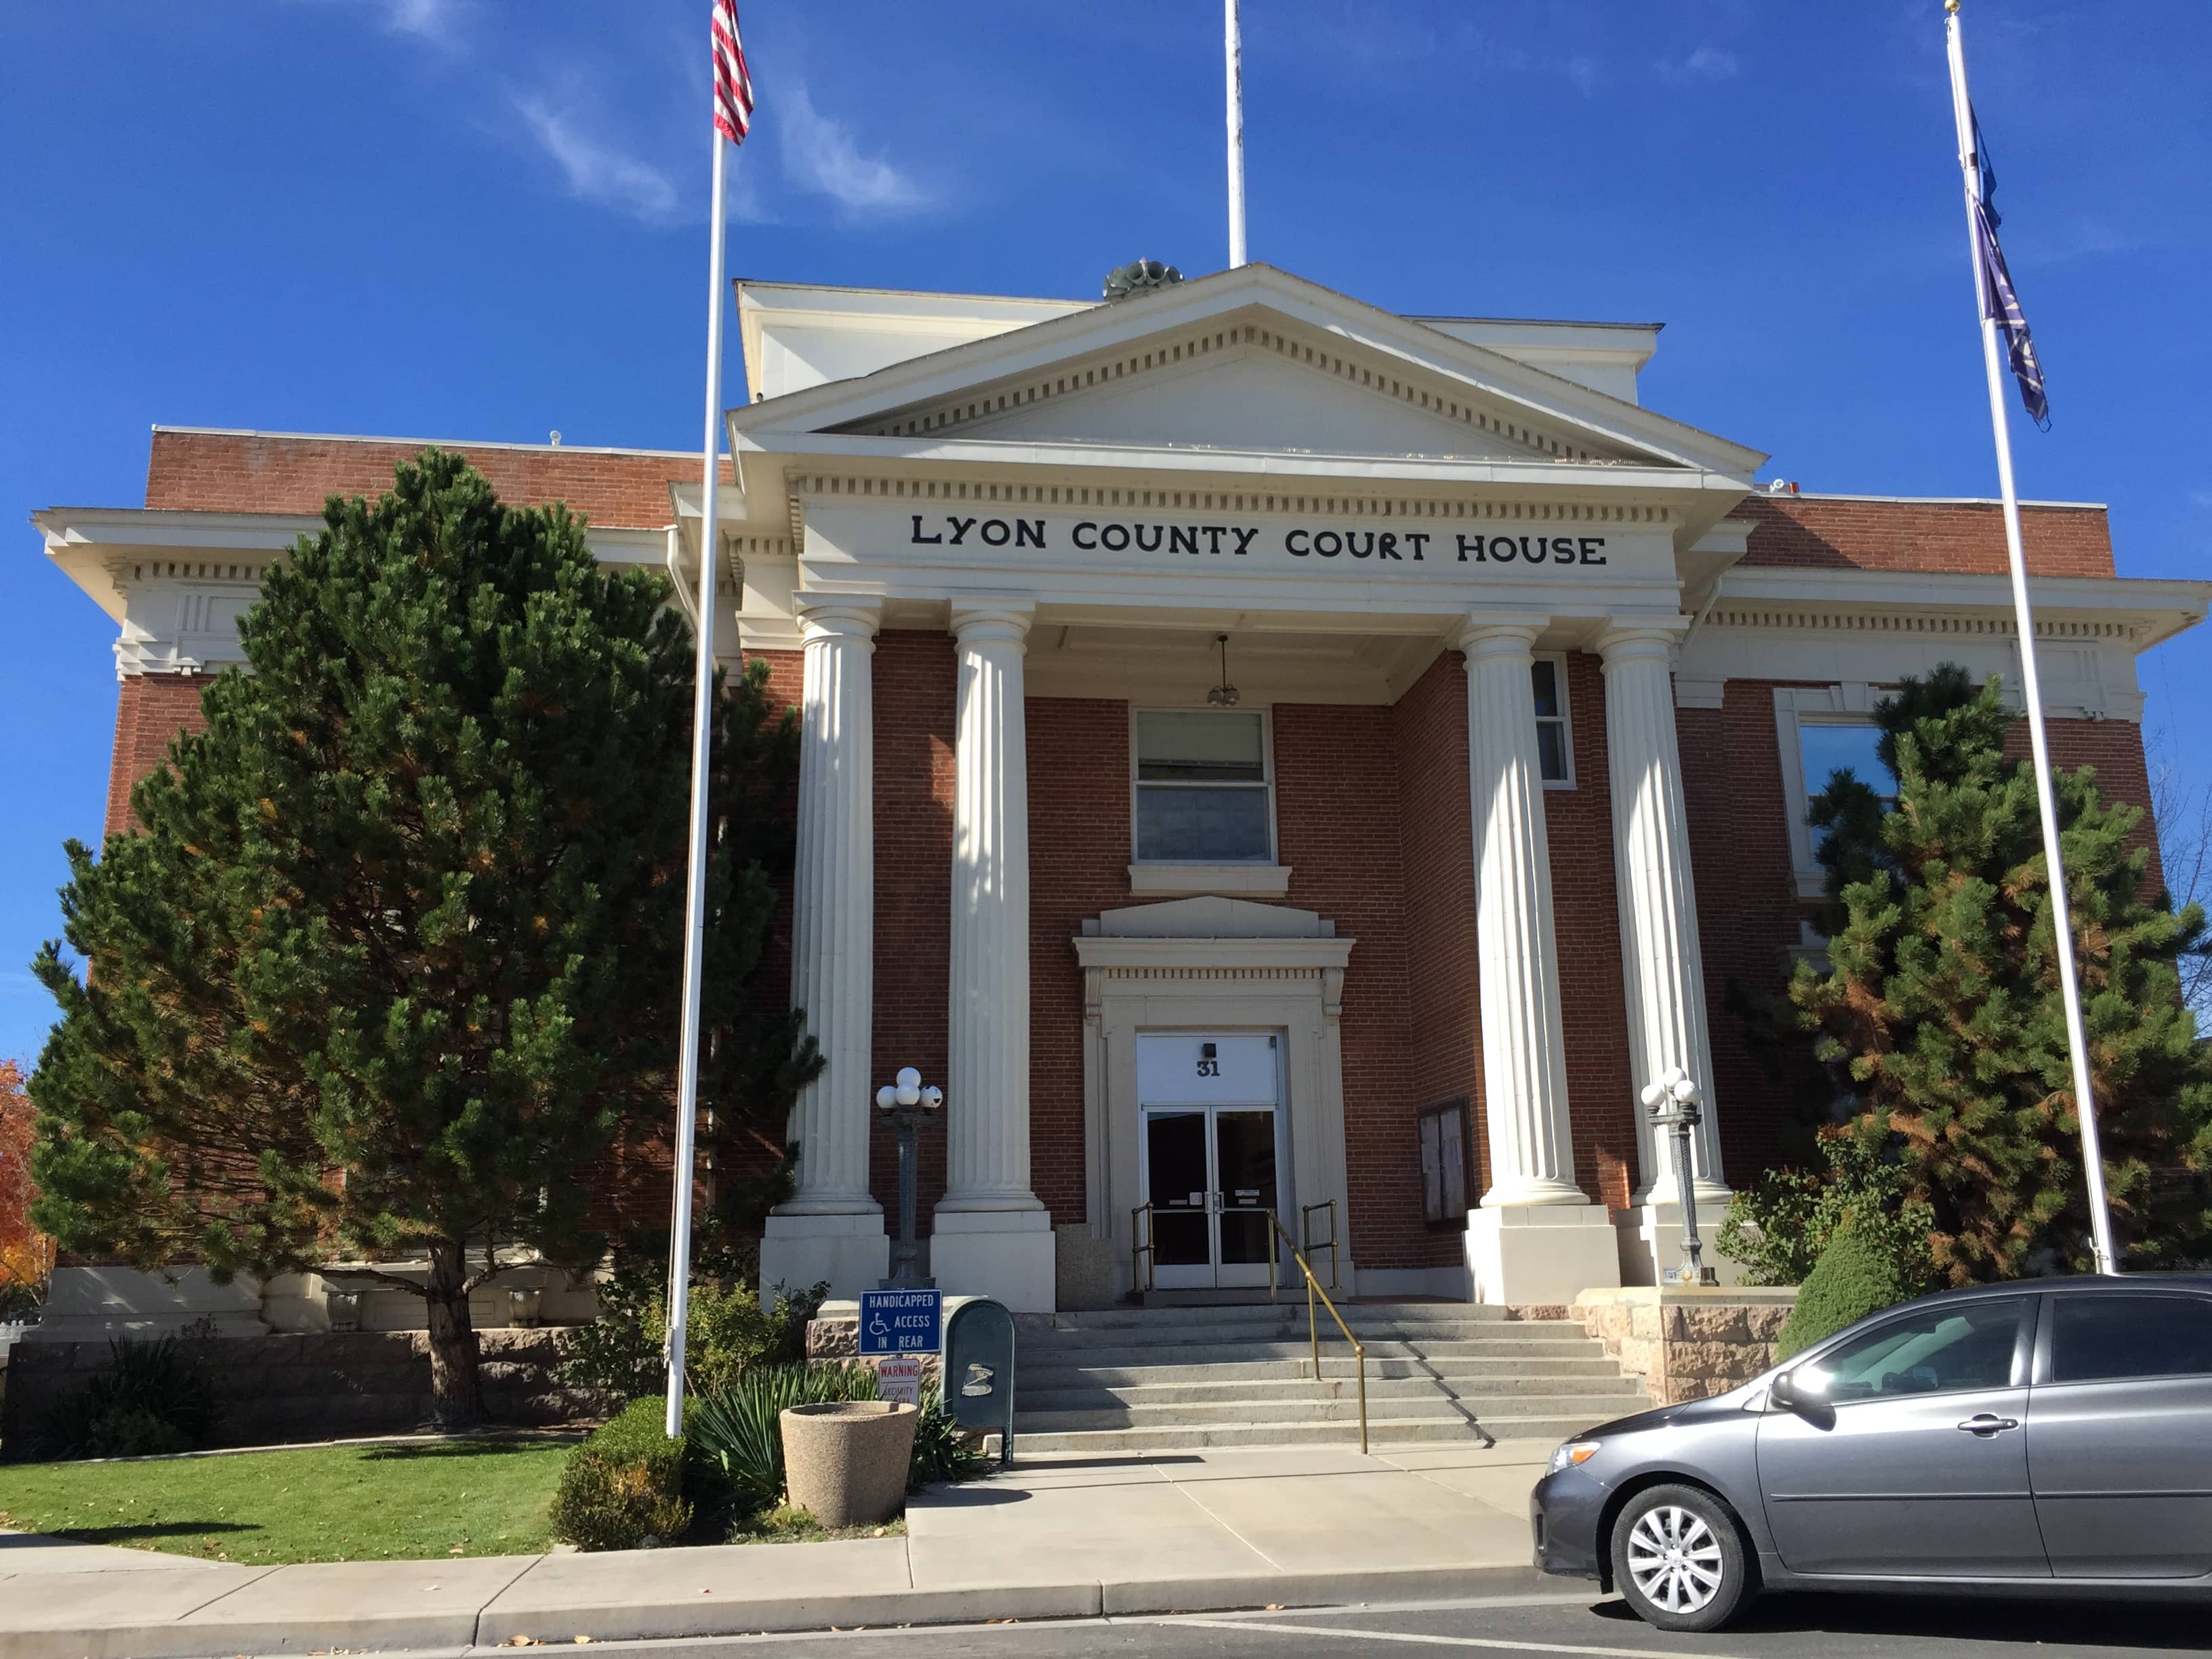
[1956, 1414, 2020, 1435]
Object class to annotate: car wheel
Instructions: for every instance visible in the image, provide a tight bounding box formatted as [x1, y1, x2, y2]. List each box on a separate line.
[1609, 1483, 1753, 1633]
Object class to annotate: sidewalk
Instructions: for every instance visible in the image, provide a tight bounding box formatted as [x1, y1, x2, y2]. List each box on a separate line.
[0, 1438, 1555, 1658]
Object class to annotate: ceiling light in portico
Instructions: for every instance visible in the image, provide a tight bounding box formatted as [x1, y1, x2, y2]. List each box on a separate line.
[1208, 634, 1241, 708]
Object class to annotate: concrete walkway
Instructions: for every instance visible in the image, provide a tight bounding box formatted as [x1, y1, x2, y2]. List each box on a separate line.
[0, 1438, 1553, 1658]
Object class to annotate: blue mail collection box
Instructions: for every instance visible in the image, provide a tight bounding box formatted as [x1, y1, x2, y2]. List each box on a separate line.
[859, 1288, 941, 1355]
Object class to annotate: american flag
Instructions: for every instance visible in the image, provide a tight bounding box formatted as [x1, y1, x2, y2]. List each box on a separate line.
[712, 0, 754, 145]
[1969, 106, 2049, 430]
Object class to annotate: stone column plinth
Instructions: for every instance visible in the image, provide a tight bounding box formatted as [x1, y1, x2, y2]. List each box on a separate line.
[1458, 619, 1619, 1305]
[1598, 621, 1735, 1286]
[932, 602, 1054, 1311]
[761, 599, 888, 1299]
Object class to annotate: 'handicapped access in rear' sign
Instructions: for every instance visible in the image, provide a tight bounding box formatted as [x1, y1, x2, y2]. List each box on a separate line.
[858, 1288, 941, 1355]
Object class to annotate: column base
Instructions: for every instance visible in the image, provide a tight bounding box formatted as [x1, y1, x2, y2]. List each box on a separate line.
[1616, 1202, 1744, 1288]
[760, 1210, 889, 1303]
[1466, 1204, 1622, 1307]
[927, 1209, 1057, 1311]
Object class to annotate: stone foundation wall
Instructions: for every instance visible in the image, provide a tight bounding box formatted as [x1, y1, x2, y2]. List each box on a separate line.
[1573, 1286, 1797, 1405]
[0, 1329, 602, 1456]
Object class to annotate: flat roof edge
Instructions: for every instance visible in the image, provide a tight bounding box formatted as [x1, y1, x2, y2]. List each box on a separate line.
[151, 425, 712, 462]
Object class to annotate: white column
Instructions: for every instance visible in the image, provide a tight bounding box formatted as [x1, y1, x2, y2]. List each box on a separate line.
[931, 602, 1055, 1310]
[760, 598, 888, 1299]
[1459, 619, 1620, 1305]
[1598, 621, 1734, 1280]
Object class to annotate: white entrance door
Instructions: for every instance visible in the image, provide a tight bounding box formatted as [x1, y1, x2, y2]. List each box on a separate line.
[1136, 1033, 1284, 1289]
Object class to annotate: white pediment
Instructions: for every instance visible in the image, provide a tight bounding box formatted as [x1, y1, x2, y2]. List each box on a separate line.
[884, 342, 1555, 464]
[1084, 896, 1335, 939]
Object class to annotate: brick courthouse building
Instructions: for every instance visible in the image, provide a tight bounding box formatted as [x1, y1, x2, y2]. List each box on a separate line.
[40, 264, 2207, 1315]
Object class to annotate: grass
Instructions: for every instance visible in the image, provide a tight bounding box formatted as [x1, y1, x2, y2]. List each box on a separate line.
[728, 1504, 906, 1546]
[0, 1439, 570, 1565]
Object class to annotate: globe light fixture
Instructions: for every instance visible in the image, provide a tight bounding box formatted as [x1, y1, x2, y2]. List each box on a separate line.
[875, 1065, 943, 1290]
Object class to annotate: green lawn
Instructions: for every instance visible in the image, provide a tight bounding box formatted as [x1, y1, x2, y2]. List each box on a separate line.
[0, 1439, 570, 1565]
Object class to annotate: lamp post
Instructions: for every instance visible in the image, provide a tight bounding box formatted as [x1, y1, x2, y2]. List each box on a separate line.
[1641, 1067, 1719, 1287]
[874, 1066, 943, 1290]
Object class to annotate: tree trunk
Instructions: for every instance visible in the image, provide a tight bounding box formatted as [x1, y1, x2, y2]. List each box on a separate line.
[424, 1240, 484, 1430]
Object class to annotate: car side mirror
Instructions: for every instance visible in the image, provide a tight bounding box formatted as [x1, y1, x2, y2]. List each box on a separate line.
[1769, 1369, 1805, 1411]
[1769, 1368, 1833, 1424]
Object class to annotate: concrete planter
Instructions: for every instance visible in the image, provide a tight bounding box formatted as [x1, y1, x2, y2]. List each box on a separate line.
[780, 1400, 918, 1528]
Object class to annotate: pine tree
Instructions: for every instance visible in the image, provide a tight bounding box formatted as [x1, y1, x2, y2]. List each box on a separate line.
[1790, 663, 2212, 1282]
[29, 450, 816, 1426]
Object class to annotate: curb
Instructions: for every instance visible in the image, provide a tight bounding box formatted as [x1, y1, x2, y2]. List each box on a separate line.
[12, 1562, 1555, 1658]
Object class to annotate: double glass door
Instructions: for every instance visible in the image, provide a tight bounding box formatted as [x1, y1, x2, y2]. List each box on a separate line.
[1137, 1033, 1282, 1289]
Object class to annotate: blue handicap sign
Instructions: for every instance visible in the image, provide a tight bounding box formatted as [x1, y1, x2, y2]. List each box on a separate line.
[858, 1288, 942, 1355]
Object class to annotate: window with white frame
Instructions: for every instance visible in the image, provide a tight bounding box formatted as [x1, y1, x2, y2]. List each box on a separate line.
[1532, 656, 1574, 786]
[1132, 710, 1275, 864]
[1775, 685, 1900, 898]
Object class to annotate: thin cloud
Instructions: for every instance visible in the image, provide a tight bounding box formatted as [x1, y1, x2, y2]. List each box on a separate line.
[512, 94, 681, 225]
[1656, 46, 1740, 85]
[777, 82, 930, 218]
[1567, 56, 1599, 98]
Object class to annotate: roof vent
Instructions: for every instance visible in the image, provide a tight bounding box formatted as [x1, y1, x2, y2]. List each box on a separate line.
[1103, 259, 1184, 301]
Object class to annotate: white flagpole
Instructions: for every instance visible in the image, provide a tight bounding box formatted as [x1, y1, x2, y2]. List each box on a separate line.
[1942, 0, 2119, 1276]
[1225, 0, 1246, 267]
[666, 123, 731, 1436]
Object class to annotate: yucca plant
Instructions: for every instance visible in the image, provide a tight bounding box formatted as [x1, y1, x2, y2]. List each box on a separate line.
[907, 1384, 989, 1492]
[687, 1362, 879, 1519]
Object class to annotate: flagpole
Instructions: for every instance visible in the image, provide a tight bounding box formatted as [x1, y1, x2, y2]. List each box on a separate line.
[1942, 0, 2119, 1276]
[666, 122, 730, 1437]
[1225, 0, 1246, 267]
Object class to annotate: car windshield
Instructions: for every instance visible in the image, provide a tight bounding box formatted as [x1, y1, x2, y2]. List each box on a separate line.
[1796, 1300, 2021, 1401]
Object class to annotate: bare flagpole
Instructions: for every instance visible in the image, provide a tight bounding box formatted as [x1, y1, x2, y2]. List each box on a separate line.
[1942, 0, 2119, 1275]
[1225, 0, 1246, 266]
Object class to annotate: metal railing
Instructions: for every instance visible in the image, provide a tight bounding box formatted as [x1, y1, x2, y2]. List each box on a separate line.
[1299, 1199, 1341, 1291]
[1130, 1201, 1158, 1295]
[1267, 1210, 1369, 1455]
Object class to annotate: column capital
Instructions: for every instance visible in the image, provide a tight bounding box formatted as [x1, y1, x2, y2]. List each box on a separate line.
[796, 595, 882, 645]
[949, 600, 1035, 650]
[1455, 612, 1551, 659]
[1595, 616, 1689, 667]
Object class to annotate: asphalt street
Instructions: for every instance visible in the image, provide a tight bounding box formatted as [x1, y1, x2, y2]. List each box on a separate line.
[583, 1586, 2210, 1659]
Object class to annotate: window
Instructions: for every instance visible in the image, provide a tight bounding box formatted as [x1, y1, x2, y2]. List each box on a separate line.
[1532, 657, 1573, 786]
[1134, 710, 1273, 863]
[1775, 685, 1900, 899]
[1793, 1298, 2023, 1402]
[2051, 1294, 2212, 1385]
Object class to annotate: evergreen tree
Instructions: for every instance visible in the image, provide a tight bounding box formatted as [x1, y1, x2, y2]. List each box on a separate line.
[1790, 663, 2212, 1282]
[30, 451, 816, 1426]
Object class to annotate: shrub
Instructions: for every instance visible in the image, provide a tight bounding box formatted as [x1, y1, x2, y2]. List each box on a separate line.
[907, 1385, 989, 1492]
[1776, 1218, 1917, 1361]
[561, 1235, 825, 1404]
[550, 1397, 694, 1551]
[686, 1362, 879, 1521]
[32, 1334, 218, 1460]
[1720, 1122, 1939, 1292]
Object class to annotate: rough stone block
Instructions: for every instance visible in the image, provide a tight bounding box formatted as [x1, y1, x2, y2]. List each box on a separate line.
[806, 1316, 860, 1359]
[1629, 1304, 1662, 1340]
[1744, 1306, 1791, 1340]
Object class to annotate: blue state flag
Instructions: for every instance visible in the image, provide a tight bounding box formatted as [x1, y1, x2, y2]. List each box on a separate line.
[1971, 108, 2050, 430]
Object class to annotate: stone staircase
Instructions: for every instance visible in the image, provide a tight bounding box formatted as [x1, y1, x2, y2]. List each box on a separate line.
[1011, 1301, 1650, 1454]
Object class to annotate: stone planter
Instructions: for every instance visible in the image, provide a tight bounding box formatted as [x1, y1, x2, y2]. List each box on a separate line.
[780, 1400, 919, 1528]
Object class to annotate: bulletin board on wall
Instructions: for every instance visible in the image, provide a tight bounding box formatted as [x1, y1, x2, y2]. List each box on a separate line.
[1418, 1097, 1471, 1231]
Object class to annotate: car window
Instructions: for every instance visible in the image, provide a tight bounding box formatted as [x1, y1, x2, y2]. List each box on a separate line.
[2050, 1294, 2212, 1385]
[1795, 1298, 2023, 1403]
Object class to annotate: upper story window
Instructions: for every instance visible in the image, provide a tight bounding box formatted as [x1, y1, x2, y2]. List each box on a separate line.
[1133, 710, 1274, 863]
[1533, 657, 1573, 786]
[1775, 685, 1900, 899]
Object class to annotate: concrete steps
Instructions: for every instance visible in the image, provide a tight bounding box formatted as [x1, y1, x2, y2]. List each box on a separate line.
[1010, 1301, 1647, 1454]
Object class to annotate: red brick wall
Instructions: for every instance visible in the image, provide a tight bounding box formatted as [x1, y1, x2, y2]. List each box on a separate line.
[144, 430, 728, 529]
[1549, 653, 1642, 1209]
[1736, 495, 2114, 579]
[1025, 697, 1132, 1223]
[1391, 655, 1482, 1226]
[872, 632, 956, 1229]
[104, 673, 211, 836]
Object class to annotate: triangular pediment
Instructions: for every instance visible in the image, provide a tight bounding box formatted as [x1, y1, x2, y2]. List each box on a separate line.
[729, 264, 1767, 480]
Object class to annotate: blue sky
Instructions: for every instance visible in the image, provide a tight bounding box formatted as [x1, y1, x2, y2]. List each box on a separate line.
[3, 1, 2207, 1065]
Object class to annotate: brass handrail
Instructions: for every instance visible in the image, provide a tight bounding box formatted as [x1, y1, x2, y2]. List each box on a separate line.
[1300, 1199, 1341, 1292]
[1265, 1209, 1368, 1455]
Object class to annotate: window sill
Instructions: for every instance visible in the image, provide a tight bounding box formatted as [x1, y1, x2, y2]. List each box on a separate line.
[1128, 863, 1293, 898]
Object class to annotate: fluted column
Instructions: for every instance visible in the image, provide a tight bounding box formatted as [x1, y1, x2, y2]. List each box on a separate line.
[1460, 618, 1586, 1207]
[1598, 620, 1729, 1206]
[931, 602, 1054, 1309]
[759, 598, 886, 1299]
